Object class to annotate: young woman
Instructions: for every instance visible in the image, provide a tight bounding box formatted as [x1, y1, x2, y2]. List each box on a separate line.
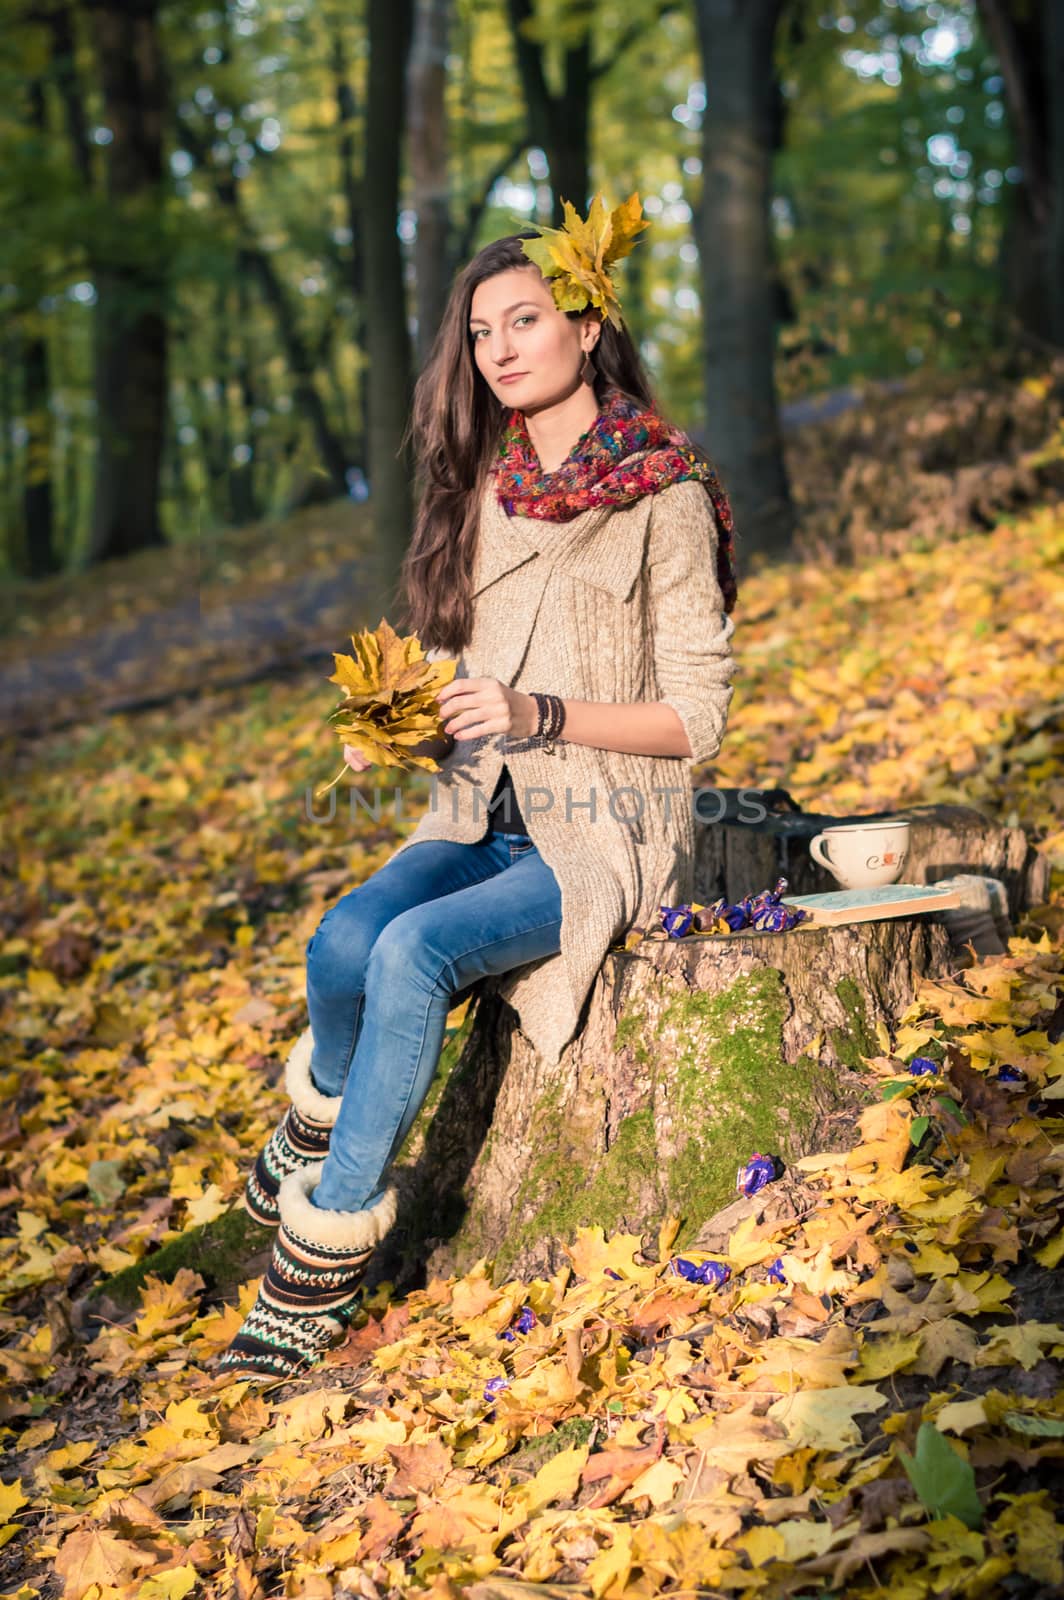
[219, 199, 739, 1380]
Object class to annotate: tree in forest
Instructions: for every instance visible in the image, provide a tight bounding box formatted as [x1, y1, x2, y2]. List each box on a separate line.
[694, 0, 795, 563]
[85, 0, 170, 563]
[365, 0, 417, 618]
[975, 0, 1064, 348]
[409, 0, 453, 368]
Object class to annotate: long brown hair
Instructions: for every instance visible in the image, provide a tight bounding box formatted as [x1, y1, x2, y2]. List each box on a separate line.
[397, 231, 658, 657]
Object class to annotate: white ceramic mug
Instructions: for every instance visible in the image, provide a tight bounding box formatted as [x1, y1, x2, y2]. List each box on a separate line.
[808, 820, 910, 889]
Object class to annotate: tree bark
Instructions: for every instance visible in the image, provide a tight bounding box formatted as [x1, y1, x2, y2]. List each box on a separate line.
[364, 0, 416, 619]
[331, 19, 368, 473]
[397, 915, 950, 1284]
[382, 795, 1050, 1285]
[408, 0, 453, 368]
[86, 0, 169, 564]
[976, 0, 1063, 347]
[694, 0, 794, 561]
[505, 0, 591, 223]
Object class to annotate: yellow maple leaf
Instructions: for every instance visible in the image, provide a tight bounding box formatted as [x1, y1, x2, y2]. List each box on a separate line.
[682, 1401, 791, 1472]
[504, 1442, 590, 1528]
[53, 1528, 157, 1600]
[934, 1397, 990, 1434]
[976, 1322, 1064, 1370]
[621, 1455, 684, 1508]
[766, 1384, 887, 1450]
[0, 1481, 27, 1521]
[855, 1329, 923, 1381]
[519, 193, 649, 329]
[316, 617, 457, 795]
[564, 1226, 646, 1282]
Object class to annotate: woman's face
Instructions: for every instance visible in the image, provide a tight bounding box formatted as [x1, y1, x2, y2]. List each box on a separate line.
[468, 266, 600, 410]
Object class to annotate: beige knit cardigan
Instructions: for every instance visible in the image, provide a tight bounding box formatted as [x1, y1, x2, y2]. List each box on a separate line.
[388, 464, 738, 1066]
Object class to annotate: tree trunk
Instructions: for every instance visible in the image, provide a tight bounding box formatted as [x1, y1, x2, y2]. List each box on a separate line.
[397, 915, 950, 1285]
[364, 0, 416, 619]
[1044, 0, 1064, 347]
[21, 326, 56, 577]
[331, 19, 369, 474]
[86, 0, 169, 564]
[694, 0, 794, 561]
[382, 795, 1050, 1285]
[505, 0, 592, 223]
[21, 74, 57, 578]
[976, 0, 1062, 347]
[408, 0, 453, 368]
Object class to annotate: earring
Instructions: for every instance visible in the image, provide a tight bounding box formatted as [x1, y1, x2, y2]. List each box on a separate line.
[580, 349, 597, 385]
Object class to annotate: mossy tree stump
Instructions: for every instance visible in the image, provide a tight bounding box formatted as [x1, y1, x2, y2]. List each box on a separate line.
[387, 794, 1052, 1285]
[390, 911, 954, 1286]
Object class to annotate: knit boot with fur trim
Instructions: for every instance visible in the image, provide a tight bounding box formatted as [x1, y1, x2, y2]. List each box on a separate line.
[243, 1028, 343, 1227]
[219, 1163, 397, 1380]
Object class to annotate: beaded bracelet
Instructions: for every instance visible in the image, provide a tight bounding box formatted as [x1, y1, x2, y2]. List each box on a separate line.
[530, 691, 566, 754]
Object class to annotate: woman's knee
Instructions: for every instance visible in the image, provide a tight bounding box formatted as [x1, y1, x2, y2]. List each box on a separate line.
[305, 895, 378, 990]
[365, 910, 454, 999]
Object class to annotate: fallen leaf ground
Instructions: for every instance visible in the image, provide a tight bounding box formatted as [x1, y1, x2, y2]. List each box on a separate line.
[1, 464, 1063, 1598]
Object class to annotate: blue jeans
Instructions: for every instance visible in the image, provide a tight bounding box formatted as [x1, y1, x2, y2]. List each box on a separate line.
[304, 831, 563, 1213]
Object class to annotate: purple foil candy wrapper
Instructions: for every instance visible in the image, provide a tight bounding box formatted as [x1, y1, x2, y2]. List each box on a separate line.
[766, 1258, 787, 1285]
[754, 903, 805, 932]
[908, 1056, 938, 1076]
[995, 1065, 1025, 1084]
[660, 903, 696, 938]
[694, 876, 806, 936]
[737, 1152, 778, 1196]
[497, 1303, 536, 1340]
[483, 1376, 509, 1401]
[672, 1256, 731, 1288]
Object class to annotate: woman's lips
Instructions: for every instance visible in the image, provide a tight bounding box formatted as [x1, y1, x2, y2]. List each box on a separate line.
[498, 373, 528, 384]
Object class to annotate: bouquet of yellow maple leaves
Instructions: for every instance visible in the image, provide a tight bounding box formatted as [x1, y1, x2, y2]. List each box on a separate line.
[313, 618, 457, 800]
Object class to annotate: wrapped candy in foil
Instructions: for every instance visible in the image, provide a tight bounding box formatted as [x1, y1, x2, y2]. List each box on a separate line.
[766, 1258, 787, 1285]
[670, 1256, 731, 1289]
[660, 877, 807, 938]
[660, 903, 697, 938]
[736, 1152, 779, 1196]
[483, 1376, 509, 1401]
[995, 1065, 1025, 1085]
[907, 1056, 938, 1076]
[497, 1304, 537, 1340]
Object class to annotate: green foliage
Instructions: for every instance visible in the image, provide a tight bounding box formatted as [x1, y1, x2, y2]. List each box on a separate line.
[899, 1421, 984, 1529]
[0, 0, 1034, 569]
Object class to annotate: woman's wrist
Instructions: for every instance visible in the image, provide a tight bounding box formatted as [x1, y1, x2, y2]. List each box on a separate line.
[517, 691, 541, 739]
[528, 691, 567, 750]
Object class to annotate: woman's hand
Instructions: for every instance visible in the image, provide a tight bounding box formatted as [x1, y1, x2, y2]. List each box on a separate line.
[343, 744, 375, 772]
[436, 677, 539, 741]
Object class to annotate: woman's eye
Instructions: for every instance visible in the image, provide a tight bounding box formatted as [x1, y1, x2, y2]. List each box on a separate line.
[471, 317, 536, 339]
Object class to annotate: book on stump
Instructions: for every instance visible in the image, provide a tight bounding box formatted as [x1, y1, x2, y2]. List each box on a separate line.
[780, 881, 964, 927]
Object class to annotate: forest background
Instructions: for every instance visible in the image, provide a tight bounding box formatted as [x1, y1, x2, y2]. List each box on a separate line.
[1, 0, 1060, 603]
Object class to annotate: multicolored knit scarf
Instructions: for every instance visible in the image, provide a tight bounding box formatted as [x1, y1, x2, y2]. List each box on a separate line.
[494, 385, 738, 613]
